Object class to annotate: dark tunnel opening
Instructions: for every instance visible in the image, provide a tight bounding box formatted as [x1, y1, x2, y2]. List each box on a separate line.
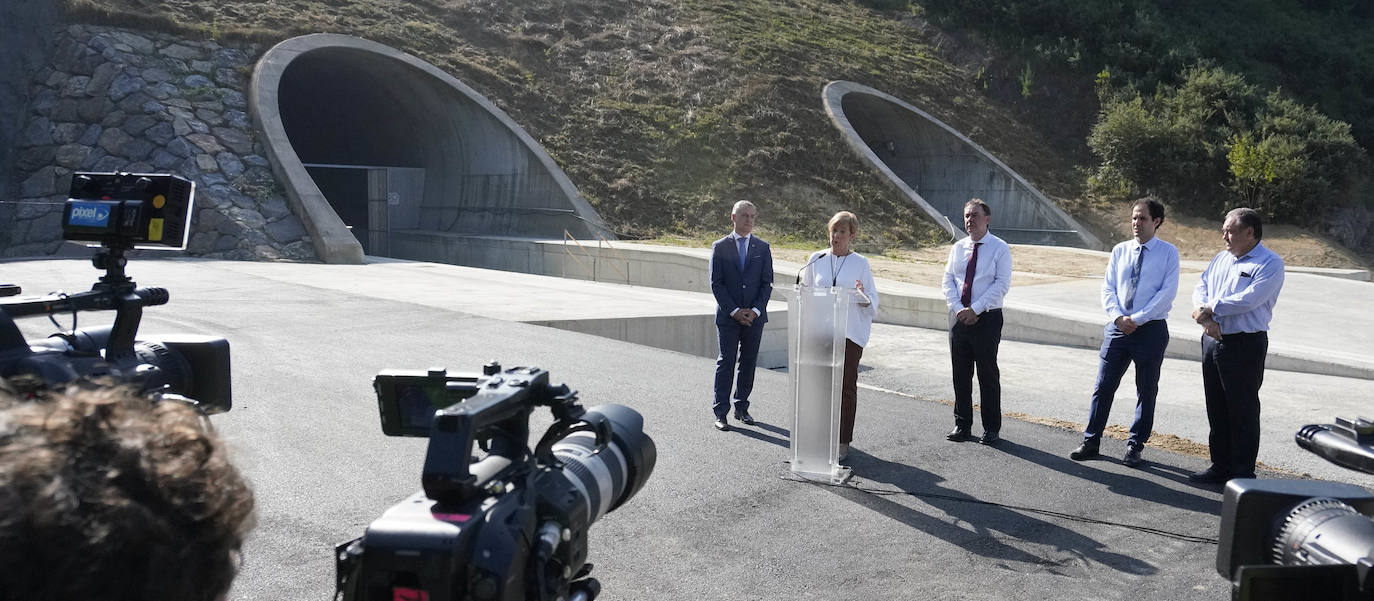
[279, 50, 431, 169]
[251, 34, 612, 263]
[834, 86, 1098, 248]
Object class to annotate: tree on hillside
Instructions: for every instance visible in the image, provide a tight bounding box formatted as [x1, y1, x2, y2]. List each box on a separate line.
[1088, 65, 1364, 221]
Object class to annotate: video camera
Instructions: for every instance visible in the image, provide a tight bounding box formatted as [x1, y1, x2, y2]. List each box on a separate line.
[0, 171, 231, 412]
[1217, 417, 1374, 600]
[335, 362, 656, 601]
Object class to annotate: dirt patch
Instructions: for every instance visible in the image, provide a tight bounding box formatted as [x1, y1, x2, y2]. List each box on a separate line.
[756, 210, 1368, 291]
[771, 245, 1122, 288]
[1077, 204, 1373, 270]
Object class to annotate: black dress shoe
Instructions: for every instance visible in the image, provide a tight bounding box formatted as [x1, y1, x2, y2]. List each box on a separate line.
[946, 427, 973, 442]
[1069, 442, 1100, 461]
[734, 410, 755, 425]
[979, 432, 1001, 445]
[1122, 446, 1143, 468]
[713, 417, 729, 431]
[1188, 466, 1230, 483]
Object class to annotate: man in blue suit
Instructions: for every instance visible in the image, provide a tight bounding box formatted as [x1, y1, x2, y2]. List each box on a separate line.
[710, 200, 773, 431]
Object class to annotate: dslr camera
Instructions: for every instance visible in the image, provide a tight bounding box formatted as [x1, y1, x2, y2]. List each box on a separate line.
[0, 171, 231, 411]
[335, 362, 656, 601]
[1217, 417, 1374, 600]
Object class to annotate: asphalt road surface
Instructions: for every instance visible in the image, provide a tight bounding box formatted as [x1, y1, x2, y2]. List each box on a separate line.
[4, 257, 1362, 601]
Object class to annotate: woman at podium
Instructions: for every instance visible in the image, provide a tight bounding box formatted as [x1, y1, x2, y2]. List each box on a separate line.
[801, 211, 879, 460]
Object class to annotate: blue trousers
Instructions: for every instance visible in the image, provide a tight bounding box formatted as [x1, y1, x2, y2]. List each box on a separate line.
[1083, 319, 1169, 449]
[714, 318, 765, 418]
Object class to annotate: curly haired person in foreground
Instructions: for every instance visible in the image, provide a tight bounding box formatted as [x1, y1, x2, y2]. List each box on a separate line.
[0, 384, 255, 601]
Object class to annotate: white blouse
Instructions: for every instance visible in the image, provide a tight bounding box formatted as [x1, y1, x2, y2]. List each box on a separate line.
[802, 251, 879, 347]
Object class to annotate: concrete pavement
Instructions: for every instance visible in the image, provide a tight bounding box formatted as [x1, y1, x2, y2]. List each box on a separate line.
[2, 255, 1372, 601]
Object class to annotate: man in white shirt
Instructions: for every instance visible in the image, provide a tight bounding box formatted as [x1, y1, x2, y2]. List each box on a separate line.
[941, 199, 1012, 445]
[1069, 199, 1180, 467]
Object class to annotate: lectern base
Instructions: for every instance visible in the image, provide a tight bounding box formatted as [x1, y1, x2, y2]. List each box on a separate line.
[790, 465, 852, 486]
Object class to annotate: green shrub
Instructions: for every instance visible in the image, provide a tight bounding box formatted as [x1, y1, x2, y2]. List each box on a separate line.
[1228, 92, 1364, 220]
[1090, 65, 1365, 221]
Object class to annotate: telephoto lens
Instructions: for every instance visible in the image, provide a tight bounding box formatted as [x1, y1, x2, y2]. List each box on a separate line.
[1271, 497, 1374, 567]
[551, 403, 656, 525]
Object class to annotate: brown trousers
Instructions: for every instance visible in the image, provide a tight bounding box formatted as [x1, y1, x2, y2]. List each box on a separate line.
[841, 338, 863, 444]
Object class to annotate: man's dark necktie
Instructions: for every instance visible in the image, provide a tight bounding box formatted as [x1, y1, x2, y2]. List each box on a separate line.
[960, 242, 982, 308]
[737, 237, 748, 270]
[1123, 245, 1146, 311]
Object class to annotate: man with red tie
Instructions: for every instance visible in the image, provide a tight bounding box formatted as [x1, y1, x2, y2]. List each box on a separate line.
[941, 199, 1013, 445]
[709, 200, 774, 431]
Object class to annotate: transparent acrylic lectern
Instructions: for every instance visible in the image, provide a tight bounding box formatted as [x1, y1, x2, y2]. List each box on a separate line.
[788, 283, 851, 484]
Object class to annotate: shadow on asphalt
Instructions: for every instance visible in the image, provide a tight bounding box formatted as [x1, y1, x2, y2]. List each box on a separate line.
[728, 420, 789, 448]
[988, 439, 1222, 515]
[834, 448, 1158, 575]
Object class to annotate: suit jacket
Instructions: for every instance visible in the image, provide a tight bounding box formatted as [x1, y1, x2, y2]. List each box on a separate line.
[710, 234, 774, 327]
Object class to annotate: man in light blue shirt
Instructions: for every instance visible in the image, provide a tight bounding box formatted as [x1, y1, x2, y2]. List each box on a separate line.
[1070, 200, 1180, 467]
[1188, 207, 1285, 483]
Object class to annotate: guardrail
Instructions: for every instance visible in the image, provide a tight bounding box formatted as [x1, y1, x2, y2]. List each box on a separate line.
[562, 230, 630, 285]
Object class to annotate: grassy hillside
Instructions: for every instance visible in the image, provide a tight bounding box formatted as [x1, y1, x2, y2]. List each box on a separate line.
[62, 0, 1092, 250]
[57, 0, 1373, 269]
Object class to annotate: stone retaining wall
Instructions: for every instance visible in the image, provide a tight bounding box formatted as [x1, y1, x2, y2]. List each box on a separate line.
[4, 24, 317, 262]
[0, 0, 60, 224]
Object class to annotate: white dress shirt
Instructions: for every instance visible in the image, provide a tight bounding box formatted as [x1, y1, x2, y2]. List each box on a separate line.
[803, 251, 879, 347]
[941, 233, 1012, 315]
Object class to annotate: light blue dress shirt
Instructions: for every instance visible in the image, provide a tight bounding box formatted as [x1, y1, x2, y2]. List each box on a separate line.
[1192, 242, 1285, 334]
[1103, 236, 1180, 324]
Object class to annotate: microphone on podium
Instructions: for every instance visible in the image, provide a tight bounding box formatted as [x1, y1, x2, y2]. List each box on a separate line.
[795, 252, 827, 285]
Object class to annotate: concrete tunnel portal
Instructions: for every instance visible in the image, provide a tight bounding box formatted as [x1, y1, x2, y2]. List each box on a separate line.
[823, 81, 1101, 249]
[251, 34, 610, 264]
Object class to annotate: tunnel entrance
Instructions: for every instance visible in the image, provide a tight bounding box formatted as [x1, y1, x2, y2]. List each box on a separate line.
[251, 34, 612, 263]
[822, 81, 1101, 249]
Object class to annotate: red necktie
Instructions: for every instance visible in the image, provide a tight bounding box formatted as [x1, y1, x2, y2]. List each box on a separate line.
[960, 242, 982, 308]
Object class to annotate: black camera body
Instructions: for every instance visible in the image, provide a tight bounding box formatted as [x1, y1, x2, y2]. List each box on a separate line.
[1217, 417, 1374, 600]
[336, 363, 655, 601]
[0, 172, 231, 412]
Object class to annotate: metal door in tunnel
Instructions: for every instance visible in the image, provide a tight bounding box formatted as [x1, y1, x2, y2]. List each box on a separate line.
[305, 165, 370, 251]
[304, 163, 425, 257]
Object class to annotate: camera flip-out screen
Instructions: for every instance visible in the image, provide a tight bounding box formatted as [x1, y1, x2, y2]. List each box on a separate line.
[63, 172, 195, 249]
[374, 369, 481, 437]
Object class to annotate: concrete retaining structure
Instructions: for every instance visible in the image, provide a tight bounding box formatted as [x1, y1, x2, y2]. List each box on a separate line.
[529, 306, 789, 370]
[402, 233, 1374, 381]
[250, 34, 612, 265]
[823, 80, 1102, 250]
